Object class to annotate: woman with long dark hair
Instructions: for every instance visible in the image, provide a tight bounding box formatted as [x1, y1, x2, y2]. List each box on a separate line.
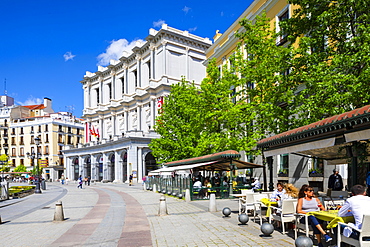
[296, 185, 332, 247]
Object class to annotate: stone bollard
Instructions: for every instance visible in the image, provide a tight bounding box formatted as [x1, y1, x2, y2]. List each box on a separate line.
[208, 193, 217, 212]
[53, 200, 65, 221]
[153, 184, 157, 193]
[158, 195, 168, 216]
[185, 189, 191, 202]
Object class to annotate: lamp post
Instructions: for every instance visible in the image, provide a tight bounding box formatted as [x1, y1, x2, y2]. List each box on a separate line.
[27, 137, 41, 194]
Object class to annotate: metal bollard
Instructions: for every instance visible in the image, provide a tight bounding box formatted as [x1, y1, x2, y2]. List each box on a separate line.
[185, 189, 191, 202]
[153, 184, 157, 193]
[53, 200, 65, 221]
[209, 193, 217, 212]
[158, 195, 168, 216]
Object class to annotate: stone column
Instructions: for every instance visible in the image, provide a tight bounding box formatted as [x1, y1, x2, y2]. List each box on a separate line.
[114, 150, 122, 183]
[150, 97, 156, 130]
[124, 110, 128, 133]
[103, 152, 109, 181]
[150, 44, 155, 80]
[136, 55, 142, 88]
[137, 104, 142, 132]
[137, 147, 143, 181]
[162, 41, 167, 76]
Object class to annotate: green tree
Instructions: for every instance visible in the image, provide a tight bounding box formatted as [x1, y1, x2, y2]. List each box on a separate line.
[14, 164, 27, 175]
[280, 0, 370, 126]
[233, 13, 295, 134]
[0, 154, 10, 173]
[149, 78, 204, 163]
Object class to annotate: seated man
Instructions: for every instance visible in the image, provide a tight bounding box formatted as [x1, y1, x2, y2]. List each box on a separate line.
[338, 184, 370, 239]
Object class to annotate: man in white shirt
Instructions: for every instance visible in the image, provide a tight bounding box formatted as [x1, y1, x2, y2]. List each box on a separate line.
[252, 177, 261, 191]
[338, 184, 370, 239]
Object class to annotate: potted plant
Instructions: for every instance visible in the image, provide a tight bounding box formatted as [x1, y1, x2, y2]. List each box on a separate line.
[278, 169, 288, 177]
[309, 168, 323, 177]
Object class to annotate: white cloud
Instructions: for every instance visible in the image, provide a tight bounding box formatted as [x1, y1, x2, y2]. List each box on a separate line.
[97, 39, 145, 66]
[182, 6, 191, 14]
[189, 27, 197, 32]
[63, 51, 76, 61]
[153, 19, 166, 28]
[18, 96, 43, 106]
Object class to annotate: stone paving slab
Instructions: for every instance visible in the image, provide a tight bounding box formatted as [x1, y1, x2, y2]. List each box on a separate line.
[0, 182, 303, 247]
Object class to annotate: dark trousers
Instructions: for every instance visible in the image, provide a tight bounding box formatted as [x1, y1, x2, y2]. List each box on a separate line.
[300, 215, 324, 234]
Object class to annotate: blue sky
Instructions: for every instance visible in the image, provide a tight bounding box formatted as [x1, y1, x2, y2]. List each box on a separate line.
[0, 0, 253, 118]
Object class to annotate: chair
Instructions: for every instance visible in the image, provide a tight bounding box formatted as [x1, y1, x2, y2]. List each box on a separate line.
[295, 213, 312, 239]
[252, 193, 268, 224]
[241, 189, 254, 195]
[337, 214, 370, 247]
[269, 199, 297, 234]
[324, 199, 345, 210]
[239, 193, 255, 214]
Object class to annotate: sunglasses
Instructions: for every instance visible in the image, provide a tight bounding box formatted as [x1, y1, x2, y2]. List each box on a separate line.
[306, 190, 314, 192]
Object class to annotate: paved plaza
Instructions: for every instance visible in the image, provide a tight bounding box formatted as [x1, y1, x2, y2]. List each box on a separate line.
[0, 182, 300, 246]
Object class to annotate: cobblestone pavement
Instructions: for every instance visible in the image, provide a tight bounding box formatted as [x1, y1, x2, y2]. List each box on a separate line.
[0, 182, 301, 247]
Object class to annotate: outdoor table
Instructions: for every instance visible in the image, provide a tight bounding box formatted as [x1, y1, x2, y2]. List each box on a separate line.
[307, 210, 354, 229]
[260, 198, 278, 217]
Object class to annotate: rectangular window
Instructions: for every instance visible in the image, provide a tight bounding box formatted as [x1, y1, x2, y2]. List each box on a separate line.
[45, 124, 48, 132]
[20, 127, 24, 134]
[45, 134, 49, 143]
[58, 134, 63, 143]
[38, 125, 41, 133]
[276, 10, 289, 46]
[279, 154, 289, 175]
[44, 146, 49, 155]
[20, 147, 24, 156]
[12, 148, 16, 157]
[20, 136, 24, 145]
[96, 88, 100, 104]
[11, 137, 16, 145]
[134, 70, 138, 88]
[11, 128, 15, 135]
[121, 77, 125, 94]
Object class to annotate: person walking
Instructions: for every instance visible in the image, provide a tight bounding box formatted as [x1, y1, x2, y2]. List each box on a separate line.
[328, 168, 344, 191]
[77, 175, 83, 189]
[129, 174, 133, 186]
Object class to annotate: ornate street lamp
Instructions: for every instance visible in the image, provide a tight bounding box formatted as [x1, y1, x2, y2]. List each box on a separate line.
[27, 137, 41, 194]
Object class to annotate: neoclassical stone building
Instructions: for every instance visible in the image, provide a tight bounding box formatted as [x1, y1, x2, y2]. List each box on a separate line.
[63, 24, 212, 183]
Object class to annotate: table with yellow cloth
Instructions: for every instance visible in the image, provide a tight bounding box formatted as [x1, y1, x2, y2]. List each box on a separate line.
[260, 198, 278, 217]
[307, 210, 354, 229]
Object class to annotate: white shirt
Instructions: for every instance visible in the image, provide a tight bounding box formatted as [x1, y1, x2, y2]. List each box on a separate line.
[338, 194, 370, 230]
[271, 189, 286, 200]
[193, 181, 202, 188]
[252, 180, 260, 190]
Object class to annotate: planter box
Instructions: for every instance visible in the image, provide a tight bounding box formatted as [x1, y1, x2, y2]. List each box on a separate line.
[278, 173, 288, 177]
[309, 173, 323, 177]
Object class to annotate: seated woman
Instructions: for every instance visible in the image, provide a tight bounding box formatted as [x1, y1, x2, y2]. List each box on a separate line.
[277, 183, 298, 208]
[270, 182, 286, 201]
[297, 185, 332, 247]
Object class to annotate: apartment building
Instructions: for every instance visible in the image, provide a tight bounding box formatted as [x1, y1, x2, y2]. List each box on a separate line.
[62, 24, 212, 183]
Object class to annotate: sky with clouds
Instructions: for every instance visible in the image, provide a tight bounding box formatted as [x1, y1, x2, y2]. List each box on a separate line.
[0, 0, 253, 117]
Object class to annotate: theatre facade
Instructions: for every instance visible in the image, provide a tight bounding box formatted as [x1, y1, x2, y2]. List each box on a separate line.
[62, 24, 212, 183]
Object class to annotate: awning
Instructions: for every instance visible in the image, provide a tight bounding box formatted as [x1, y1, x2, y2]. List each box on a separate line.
[263, 137, 336, 157]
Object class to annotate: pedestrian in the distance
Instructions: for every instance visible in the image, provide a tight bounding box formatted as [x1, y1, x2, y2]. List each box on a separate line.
[87, 176, 91, 186]
[77, 175, 83, 189]
[129, 174, 133, 186]
[328, 168, 344, 191]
